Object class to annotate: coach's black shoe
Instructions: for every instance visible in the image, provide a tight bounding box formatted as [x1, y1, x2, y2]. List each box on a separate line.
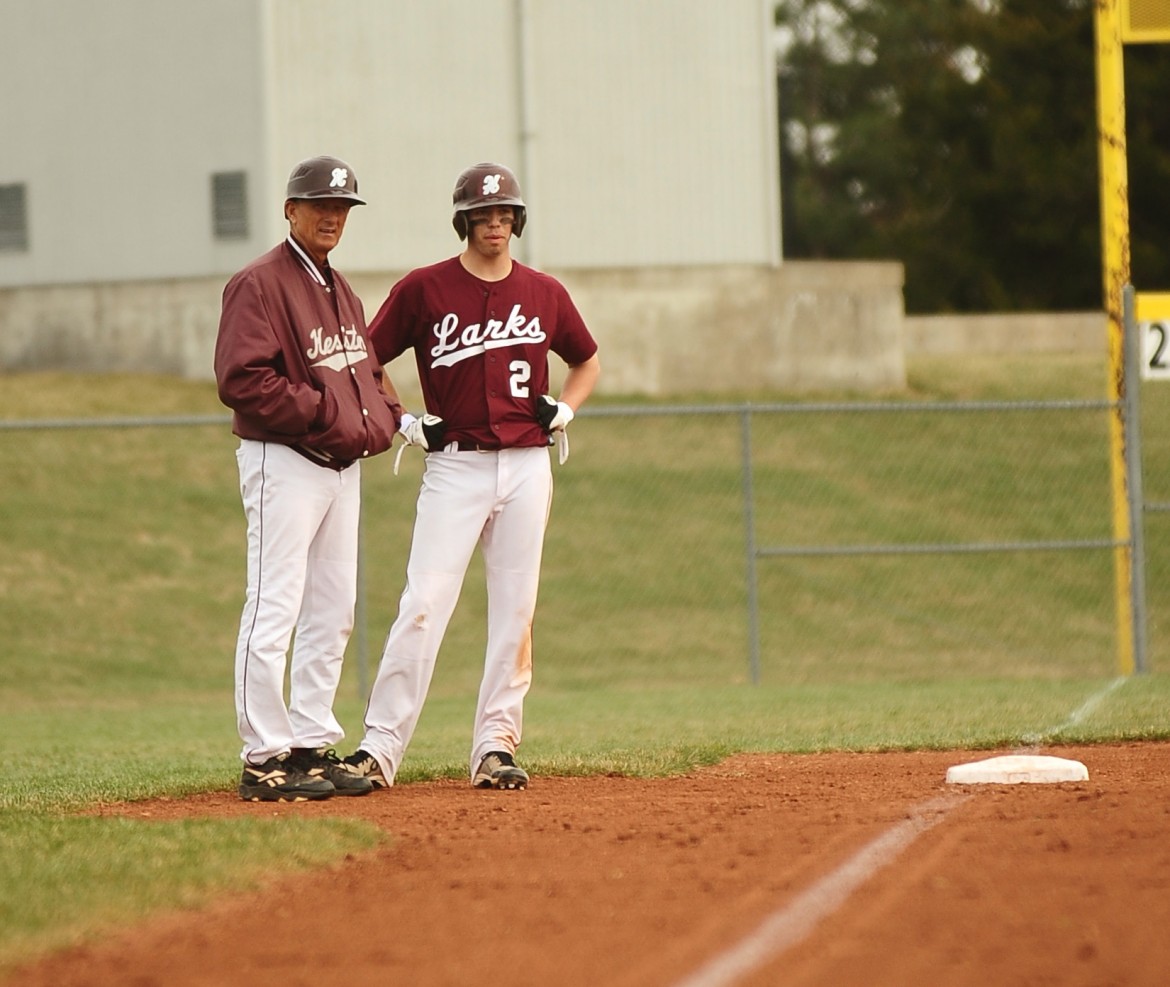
[290, 748, 374, 797]
[239, 752, 335, 802]
[340, 749, 389, 789]
[473, 751, 529, 790]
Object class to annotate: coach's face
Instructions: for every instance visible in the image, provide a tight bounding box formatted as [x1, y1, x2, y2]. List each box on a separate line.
[285, 198, 352, 267]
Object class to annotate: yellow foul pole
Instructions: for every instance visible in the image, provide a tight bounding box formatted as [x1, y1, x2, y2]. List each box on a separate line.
[1093, 0, 1134, 675]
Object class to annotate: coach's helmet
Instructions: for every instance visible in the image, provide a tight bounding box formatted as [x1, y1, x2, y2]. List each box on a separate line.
[285, 155, 366, 205]
[452, 162, 526, 239]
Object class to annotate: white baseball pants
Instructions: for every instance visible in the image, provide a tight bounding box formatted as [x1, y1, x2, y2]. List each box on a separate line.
[360, 446, 553, 783]
[233, 440, 361, 764]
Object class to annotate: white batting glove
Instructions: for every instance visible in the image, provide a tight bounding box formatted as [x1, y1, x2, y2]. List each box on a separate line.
[393, 412, 446, 474]
[553, 430, 569, 465]
[536, 395, 573, 464]
[399, 412, 446, 450]
[536, 395, 574, 432]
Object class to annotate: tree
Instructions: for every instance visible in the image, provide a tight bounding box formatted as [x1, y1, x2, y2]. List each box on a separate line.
[776, 0, 1170, 313]
[1124, 43, 1170, 296]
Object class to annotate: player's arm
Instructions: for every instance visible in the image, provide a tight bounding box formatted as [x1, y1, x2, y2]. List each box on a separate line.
[373, 364, 407, 426]
[558, 352, 601, 414]
[367, 277, 447, 450]
[535, 352, 599, 465]
[374, 368, 445, 449]
[537, 352, 600, 431]
[378, 369, 404, 408]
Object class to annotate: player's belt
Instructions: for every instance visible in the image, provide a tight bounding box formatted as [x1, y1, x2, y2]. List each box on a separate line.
[453, 441, 501, 452]
[292, 443, 353, 471]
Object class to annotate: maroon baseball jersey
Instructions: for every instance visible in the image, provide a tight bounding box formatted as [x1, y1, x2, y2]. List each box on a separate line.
[368, 257, 597, 449]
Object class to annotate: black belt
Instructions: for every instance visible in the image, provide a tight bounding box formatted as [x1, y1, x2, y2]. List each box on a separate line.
[292, 443, 353, 471]
[454, 441, 501, 452]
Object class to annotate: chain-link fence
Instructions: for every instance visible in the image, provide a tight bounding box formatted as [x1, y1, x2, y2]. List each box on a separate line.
[2, 384, 1144, 707]
[733, 398, 1121, 684]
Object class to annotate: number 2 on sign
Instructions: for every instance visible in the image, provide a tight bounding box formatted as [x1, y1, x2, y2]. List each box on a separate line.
[1141, 322, 1170, 380]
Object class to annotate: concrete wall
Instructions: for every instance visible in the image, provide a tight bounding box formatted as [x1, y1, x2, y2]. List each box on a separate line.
[547, 261, 906, 394]
[0, 261, 906, 399]
[903, 312, 1106, 356]
[2, 267, 1114, 400]
[0, 278, 224, 378]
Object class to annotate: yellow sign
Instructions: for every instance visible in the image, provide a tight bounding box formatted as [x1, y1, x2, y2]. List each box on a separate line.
[1135, 292, 1170, 322]
[1121, 0, 1170, 43]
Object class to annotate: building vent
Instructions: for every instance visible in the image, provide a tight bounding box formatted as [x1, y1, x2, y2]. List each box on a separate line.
[0, 183, 29, 251]
[212, 171, 249, 240]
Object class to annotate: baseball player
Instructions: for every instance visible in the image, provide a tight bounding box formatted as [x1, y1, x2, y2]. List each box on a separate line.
[342, 162, 600, 790]
[215, 155, 405, 802]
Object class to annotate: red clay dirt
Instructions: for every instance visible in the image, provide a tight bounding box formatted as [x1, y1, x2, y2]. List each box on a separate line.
[6, 743, 1170, 987]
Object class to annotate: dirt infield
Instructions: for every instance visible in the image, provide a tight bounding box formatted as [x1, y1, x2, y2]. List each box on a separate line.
[8, 743, 1170, 987]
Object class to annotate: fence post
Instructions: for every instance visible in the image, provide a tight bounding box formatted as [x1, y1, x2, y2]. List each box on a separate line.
[1123, 284, 1149, 672]
[741, 406, 761, 685]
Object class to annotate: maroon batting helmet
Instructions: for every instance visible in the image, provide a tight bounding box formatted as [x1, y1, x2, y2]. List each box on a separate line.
[285, 155, 366, 205]
[452, 162, 526, 239]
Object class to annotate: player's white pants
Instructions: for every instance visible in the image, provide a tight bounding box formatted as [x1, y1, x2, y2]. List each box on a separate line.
[233, 440, 361, 764]
[360, 446, 553, 783]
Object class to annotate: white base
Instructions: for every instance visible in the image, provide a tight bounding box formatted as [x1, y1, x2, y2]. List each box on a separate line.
[945, 754, 1089, 785]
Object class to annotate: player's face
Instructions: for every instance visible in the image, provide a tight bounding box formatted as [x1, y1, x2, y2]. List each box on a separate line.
[466, 206, 515, 257]
[286, 198, 352, 265]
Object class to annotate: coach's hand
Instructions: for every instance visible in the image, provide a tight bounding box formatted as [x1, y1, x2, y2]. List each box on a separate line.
[536, 395, 574, 432]
[400, 412, 447, 451]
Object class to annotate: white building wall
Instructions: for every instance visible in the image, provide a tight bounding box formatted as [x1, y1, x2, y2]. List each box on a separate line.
[261, 0, 523, 271]
[0, 0, 778, 286]
[263, 0, 778, 272]
[525, 0, 780, 268]
[0, 0, 265, 287]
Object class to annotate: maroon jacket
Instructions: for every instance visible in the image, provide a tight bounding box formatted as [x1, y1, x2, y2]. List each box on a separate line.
[215, 239, 401, 468]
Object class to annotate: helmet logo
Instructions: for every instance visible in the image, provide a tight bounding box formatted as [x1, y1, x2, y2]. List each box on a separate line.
[482, 174, 502, 195]
[330, 168, 349, 189]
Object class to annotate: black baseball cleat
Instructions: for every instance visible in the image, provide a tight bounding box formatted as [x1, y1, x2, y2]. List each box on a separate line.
[473, 751, 529, 790]
[340, 749, 389, 789]
[290, 748, 374, 797]
[239, 752, 335, 802]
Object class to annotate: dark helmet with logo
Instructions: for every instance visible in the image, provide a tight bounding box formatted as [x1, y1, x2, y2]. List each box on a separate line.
[285, 155, 366, 205]
[451, 162, 526, 239]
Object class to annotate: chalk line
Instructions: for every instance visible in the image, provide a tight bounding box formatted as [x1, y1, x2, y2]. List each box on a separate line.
[1020, 676, 1127, 747]
[671, 793, 967, 987]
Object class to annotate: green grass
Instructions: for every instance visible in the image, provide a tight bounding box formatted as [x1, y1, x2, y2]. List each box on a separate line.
[4, 356, 1170, 976]
[0, 812, 380, 970]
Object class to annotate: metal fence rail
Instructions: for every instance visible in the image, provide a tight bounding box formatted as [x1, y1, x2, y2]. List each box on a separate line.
[0, 390, 1139, 689]
[0, 414, 231, 430]
[731, 396, 1127, 684]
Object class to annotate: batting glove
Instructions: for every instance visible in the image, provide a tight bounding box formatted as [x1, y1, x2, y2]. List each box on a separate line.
[536, 395, 573, 464]
[399, 412, 447, 450]
[536, 395, 574, 431]
[393, 412, 447, 475]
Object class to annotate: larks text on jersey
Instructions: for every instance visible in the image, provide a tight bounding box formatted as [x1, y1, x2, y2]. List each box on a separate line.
[430, 304, 548, 368]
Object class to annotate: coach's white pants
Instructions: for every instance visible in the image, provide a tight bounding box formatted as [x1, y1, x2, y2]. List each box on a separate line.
[234, 440, 361, 764]
[361, 446, 552, 783]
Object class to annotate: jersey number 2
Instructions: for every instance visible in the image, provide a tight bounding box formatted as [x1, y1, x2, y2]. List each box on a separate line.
[509, 360, 532, 397]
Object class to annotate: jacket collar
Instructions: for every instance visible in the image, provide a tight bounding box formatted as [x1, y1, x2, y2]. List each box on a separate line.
[285, 235, 329, 287]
